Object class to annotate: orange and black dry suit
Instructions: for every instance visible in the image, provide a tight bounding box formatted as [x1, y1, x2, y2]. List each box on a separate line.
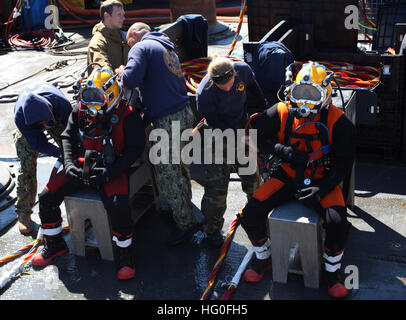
[38, 101, 145, 246]
[240, 102, 355, 272]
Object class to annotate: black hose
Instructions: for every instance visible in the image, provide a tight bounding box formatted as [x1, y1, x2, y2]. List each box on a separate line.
[333, 75, 346, 113]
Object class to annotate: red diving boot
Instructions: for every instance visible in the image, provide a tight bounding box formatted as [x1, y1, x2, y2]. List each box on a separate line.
[32, 234, 68, 267]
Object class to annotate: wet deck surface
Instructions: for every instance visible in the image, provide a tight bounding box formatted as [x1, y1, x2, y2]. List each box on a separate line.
[0, 21, 405, 303]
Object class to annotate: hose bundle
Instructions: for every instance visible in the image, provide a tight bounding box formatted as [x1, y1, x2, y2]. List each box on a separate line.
[57, 0, 246, 27]
[7, 29, 57, 49]
[296, 61, 381, 88]
[0, 226, 70, 290]
[0, 230, 44, 290]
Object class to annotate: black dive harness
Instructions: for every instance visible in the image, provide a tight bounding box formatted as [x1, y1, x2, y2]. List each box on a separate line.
[78, 104, 127, 186]
[267, 108, 334, 190]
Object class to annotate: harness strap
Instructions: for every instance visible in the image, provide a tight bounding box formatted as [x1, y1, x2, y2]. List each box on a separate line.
[82, 149, 93, 186]
[282, 107, 334, 187]
[283, 109, 295, 145]
[289, 132, 319, 140]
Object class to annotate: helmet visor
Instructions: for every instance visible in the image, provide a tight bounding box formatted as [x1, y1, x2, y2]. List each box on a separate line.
[81, 87, 106, 108]
[291, 84, 322, 103]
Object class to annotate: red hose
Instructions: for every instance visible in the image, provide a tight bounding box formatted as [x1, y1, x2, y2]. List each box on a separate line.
[4, 0, 22, 41]
[57, 0, 244, 18]
[61, 15, 244, 25]
[8, 29, 57, 48]
[217, 6, 246, 15]
[58, 0, 95, 25]
[217, 15, 247, 23]
[61, 16, 171, 25]
[58, 0, 170, 17]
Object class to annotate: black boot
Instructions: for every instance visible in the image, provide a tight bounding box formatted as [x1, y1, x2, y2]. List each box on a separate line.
[166, 224, 200, 247]
[32, 233, 68, 267]
[160, 208, 175, 224]
[205, 231, 225, 248]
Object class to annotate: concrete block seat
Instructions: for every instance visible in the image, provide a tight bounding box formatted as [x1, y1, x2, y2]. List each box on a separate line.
[64, 148, 160, 261]
[267, 163, 355, 288]
[268, 200, 323, 288]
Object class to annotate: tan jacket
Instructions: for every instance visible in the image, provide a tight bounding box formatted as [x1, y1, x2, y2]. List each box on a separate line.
[87, 22, 130, 72]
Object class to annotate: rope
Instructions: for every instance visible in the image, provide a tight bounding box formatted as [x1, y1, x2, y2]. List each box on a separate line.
[0, 227, 44, 290]
[0, 58, 85, 94]
[0, 226, 70, 266]
[226, 0, 247, 56]
[359, 3, 376, 28]
[200, 215, 241, 300]
[192, 118, 206, 135]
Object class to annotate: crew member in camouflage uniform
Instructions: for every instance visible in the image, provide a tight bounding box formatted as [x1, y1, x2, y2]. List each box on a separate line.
[13, 83, 72, 234]
[116, 22, 198, 246]
[196, 57, 267, 247]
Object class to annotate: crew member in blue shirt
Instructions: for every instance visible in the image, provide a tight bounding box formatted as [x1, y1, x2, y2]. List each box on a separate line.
[116, 22, 199, 246]
[196, 57, 266, 247]
[13, 83, 72, 234]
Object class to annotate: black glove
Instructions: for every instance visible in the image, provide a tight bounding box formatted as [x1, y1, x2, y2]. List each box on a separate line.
[274, 141, 308, 165]
[89, 167, 109, 187]
[297, 186, 321, 208]
[64, 163, 83, 184]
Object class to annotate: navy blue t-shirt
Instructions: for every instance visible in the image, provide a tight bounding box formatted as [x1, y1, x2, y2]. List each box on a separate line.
[196, 61, 258, 130]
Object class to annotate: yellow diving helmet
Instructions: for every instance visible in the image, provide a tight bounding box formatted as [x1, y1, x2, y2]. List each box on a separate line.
[79, 67, 122, 118]
[288, 61, 334, 118]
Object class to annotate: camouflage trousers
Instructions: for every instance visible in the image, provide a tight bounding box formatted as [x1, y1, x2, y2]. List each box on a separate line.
[201, 136, 262, 234]
[12, 121, 65, 217]
[152, 105, 197, 230]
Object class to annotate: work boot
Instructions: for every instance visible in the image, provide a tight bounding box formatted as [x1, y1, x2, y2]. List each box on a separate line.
[116, 246, 136, 280]
[326, 270, 348, 298]
[32, 234, 68, 267]
[17, 213, 34, 235]
[166, 224, 200, 247]
[243, 239, 272, 282]
[205, 231, 224, 249]
[243, 255, 272, 282]
[160, 208, 175, 224]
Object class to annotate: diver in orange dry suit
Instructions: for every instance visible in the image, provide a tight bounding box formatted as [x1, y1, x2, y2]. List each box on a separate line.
[239, 62, 355, 298]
